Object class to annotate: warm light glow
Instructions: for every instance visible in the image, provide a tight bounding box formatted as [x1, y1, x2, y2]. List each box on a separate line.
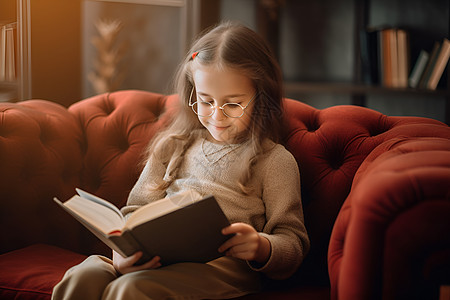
[90, 0, 185, 7]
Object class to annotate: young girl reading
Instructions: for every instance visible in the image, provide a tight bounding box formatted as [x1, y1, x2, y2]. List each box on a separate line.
[52, 21, 309, 300]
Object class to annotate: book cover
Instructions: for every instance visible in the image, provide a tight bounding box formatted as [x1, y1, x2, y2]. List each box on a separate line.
[389, 28, 399, 87]
[54, 189, 231, 265]
[4, 22, 16, 82]
[426, 38, 450, 90]
[0, 24, 7, 81]
[418, 41, 441, 89]
[380, 28, 396, 87]
[396, 29, 409, 88]
[360, 27, 381, 85]
[377, 29, 385, 85]
[408, 50, 429, 88]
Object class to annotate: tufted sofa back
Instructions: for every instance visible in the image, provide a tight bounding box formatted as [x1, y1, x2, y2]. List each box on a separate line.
[0, 90, 448, 283]
[281, 100, 448, 283]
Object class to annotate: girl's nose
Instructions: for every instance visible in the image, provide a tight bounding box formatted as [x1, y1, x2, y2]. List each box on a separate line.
[211, 106, 226, 120]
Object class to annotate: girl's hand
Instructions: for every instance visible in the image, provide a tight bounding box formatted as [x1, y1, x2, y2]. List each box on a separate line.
[112, 250, 161, 275]
[219, 223, 271, 264]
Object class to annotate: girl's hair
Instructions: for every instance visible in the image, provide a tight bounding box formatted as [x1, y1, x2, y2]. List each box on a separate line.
[146, 21, 285, 193]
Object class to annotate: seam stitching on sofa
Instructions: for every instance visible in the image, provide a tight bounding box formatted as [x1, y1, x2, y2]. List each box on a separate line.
[0, 285, 51, 295]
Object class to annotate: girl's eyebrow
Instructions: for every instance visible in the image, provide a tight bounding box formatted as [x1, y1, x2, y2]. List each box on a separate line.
[197, 92, 247, 99]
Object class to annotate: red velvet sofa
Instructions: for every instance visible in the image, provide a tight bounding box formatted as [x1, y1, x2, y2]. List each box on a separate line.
[0, 90, 449, 300]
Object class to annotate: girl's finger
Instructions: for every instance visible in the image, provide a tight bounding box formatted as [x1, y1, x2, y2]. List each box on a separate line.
[121, 251, 143, 267]
[218, 235, 243, 253]
[138, 256, 162, 270]
[222, 223, 255, 235]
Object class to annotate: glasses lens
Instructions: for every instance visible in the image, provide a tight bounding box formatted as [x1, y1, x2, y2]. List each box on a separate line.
[223, 103, 244, 118]
[192, 101, 213, 117]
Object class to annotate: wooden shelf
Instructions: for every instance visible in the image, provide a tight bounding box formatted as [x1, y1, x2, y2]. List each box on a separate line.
[0, 81, 17, 89]
[0, 81, 18, 102]
[285, 81, 450, 97]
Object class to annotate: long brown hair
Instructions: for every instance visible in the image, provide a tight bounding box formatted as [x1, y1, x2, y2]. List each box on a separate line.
[146, 21, 285, 193]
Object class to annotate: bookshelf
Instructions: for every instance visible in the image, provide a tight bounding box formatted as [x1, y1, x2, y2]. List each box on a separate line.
[0, 0, 81, 106]
[0, 0, 17, 101]
[252, 0, 450, 124]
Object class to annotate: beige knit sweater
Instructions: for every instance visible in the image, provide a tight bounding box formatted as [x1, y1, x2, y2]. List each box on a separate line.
[122, 130, 310, 280]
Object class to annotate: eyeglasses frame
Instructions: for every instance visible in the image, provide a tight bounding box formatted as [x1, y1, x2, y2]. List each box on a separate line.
[188, 87, 256, 118]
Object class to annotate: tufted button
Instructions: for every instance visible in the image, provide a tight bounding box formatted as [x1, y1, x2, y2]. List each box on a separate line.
[306, 114, 321, 133]
[39, 123, 54, 145]
[327, 148, 345, 170]
[102, 93, 116, 115]
[116, 134, 130, 153]
[367, 115, 393, 137]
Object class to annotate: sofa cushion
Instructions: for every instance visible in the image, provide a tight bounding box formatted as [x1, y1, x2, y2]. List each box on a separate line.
[0, 244, 331, 300]
[0, 244, 86, 300]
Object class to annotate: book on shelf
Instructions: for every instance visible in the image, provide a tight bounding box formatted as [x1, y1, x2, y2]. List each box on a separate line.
[418, 41, 441, 89]
[361, 27, 409, 88]
[387, 28, 398, 87]
[54, 189, 231, 265]
[396, 29, 409, 88]
[426, 38, 450, 90]
[0, 23, 7, 81]
[360, 28, 380, 85]
[378, 28, 391, 87]
[408, 49, 429, 88]
[0, 22, 16, 82]
[380, 28, 409, 88]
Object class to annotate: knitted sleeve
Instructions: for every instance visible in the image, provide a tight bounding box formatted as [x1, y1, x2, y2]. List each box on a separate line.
[120, 153, 168, 218]
[248, 145, 310, 280]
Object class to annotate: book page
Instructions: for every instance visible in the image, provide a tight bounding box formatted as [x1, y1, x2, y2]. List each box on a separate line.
[125, 190, 202, 229]
[76, 188, 123, 219]
[64, 195, 125, 234]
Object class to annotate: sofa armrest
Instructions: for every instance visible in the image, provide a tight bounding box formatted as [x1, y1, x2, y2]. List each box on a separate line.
[328, 137, 450, 300]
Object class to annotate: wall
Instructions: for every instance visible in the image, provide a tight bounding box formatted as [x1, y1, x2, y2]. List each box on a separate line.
[82, 1, 192, 98]
[30, 0, 82, 106]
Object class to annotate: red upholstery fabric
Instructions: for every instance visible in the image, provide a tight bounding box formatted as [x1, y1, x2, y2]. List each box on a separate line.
[0, 244, 85, 300]
[328, 138, 450, 300]
[68, 90, 177, 205]
[0, 101, 84, 254]
[0, 90, 448, 300]
[283, 100, 448, 285]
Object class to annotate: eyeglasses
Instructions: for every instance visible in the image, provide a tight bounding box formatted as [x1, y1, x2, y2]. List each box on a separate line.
[188, 87, 256, 118]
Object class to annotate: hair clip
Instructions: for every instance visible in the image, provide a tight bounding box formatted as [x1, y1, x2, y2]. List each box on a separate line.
[192, 51, 199, 60]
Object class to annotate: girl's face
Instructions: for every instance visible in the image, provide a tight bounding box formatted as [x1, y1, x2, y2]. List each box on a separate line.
[192, 64, 255, 144]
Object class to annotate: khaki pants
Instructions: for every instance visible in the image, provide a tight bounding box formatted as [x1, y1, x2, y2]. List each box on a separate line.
[52, 255, 262, 300]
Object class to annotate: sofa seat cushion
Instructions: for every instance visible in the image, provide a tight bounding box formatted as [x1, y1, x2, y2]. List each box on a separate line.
[0, 244, 86, 300]
[0, 244, 331, 300]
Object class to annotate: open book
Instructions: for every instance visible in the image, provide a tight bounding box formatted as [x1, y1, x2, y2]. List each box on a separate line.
[54, 189, 231, 265]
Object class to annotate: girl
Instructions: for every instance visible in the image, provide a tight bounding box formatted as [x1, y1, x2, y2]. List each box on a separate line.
[52, 21, 309, 300]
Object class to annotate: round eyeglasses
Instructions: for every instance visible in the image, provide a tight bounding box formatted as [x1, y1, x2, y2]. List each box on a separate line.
[188, 87, 256, 118]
